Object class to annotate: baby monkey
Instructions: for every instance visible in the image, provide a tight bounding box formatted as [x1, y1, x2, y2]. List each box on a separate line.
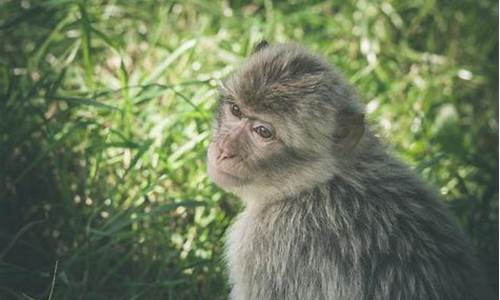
[207, 42, 489, 300]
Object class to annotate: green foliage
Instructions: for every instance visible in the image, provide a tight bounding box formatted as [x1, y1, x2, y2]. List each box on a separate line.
[0, 0, 497, 299]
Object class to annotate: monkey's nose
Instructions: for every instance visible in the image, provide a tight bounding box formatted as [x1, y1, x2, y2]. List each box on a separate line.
[216, 144, 237, 160]
[218, 150, 236, 160]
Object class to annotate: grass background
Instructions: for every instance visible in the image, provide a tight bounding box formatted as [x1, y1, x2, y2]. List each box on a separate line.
[0, 0, 498, 299]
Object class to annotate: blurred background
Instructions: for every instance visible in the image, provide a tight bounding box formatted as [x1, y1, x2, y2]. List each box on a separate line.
[0, 0, 498, 299]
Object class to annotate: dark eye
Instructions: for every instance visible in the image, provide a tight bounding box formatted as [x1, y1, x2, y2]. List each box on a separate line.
[230, 103, 242, 117]
[254, 126, 273, 139]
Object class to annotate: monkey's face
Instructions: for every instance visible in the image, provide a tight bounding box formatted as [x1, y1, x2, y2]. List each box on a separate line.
[207, 99, 283, 189]
[207, 44, 364, 199]
[207, 94, 338, 198]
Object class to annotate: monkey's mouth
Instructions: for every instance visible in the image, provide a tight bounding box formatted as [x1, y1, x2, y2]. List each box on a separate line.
[207, 161, 248, 188]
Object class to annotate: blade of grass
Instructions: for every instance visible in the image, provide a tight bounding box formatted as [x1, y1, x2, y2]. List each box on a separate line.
[31, 7, 76, 69]
[141, 39, 197, 86]
[122, 139, 154, 179]
[52, 96, 123, 112]
[168, 132, 209, 164]
[12, 121, 91, 185]
[78, 4, 94, 90]
[91, 27, 122, 54]
[96, 249, 135, 288]
[94, 200, 206, 237]
[0, 220, 45, 260]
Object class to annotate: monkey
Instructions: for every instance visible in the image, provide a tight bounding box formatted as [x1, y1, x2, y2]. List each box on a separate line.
[206, 42, 490, 300]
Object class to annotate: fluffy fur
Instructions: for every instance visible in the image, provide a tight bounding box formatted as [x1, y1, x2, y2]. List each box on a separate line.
[210, 43, 489, 300]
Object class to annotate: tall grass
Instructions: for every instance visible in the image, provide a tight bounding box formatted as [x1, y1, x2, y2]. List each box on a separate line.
[0, 0, 497, 299]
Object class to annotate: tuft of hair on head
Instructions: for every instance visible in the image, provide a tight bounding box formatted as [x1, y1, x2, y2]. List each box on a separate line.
[225, 43, 366, 154]
[252, 40, 269, 54]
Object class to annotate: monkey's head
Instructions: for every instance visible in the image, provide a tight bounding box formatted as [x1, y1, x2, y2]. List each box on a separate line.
[207, 42, 365, 201]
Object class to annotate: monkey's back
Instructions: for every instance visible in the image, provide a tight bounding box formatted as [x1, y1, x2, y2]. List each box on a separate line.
[226, 155, 489, 300]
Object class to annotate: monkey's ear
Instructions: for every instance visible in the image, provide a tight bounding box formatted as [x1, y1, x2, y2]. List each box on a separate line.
[334, 112, 365, 150]
[252, 40, 269, 54]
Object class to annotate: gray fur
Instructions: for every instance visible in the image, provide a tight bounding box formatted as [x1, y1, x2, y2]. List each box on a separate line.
[209, 43, 489, 300]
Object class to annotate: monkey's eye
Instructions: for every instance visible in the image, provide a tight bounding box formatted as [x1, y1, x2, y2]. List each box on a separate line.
[254, 125, 273, 139]
[230, 103, 242, 118]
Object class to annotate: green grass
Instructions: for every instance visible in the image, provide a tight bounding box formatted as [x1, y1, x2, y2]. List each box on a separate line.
[0, 0, 497, 299]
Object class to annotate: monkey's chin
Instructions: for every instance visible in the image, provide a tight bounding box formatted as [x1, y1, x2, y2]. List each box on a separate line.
[207, 162, 248, 189]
